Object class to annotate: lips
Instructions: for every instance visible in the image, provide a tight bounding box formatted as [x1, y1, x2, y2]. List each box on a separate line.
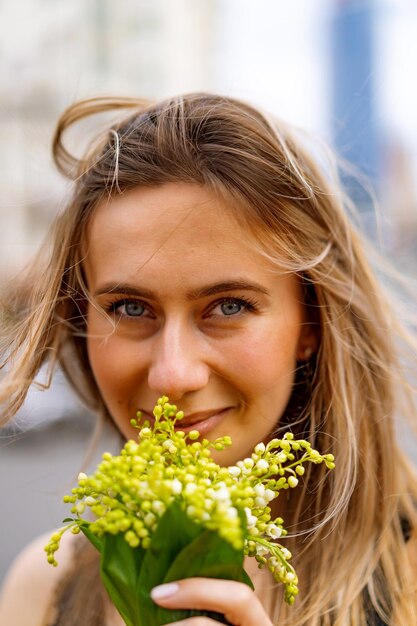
[176, 408, 232, 427]
[137, 407, 232, 431]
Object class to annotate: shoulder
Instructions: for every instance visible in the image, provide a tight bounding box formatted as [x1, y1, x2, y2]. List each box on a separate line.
[0, 530, 77, 626]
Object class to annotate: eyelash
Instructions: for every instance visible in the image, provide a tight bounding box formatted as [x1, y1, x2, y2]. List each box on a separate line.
[206, 296, 259, 318]
[106, 298, 151, 318]
[105, 296, 259, 319]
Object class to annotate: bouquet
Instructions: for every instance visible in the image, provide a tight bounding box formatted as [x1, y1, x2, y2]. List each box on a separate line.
[45, 396, 335, 625]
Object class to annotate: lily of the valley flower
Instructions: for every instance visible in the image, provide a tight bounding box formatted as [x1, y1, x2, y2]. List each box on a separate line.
[45, 396, 335, 606]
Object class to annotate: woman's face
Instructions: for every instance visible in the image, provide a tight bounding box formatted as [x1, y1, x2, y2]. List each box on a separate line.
[84, 183, 316, 465]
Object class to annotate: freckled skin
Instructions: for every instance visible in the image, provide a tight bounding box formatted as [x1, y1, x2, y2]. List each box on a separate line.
[85, 183, 314, 466]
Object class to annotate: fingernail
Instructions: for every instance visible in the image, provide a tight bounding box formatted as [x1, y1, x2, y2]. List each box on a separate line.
[151, 582, 179, 600]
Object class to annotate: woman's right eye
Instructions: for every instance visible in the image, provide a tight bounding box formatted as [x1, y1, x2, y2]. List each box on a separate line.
[110, 299, 148, 318]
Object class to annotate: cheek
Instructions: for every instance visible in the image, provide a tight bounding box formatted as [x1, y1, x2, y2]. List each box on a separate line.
[223, 322, 299, 409]
[86, 329, 142, 412]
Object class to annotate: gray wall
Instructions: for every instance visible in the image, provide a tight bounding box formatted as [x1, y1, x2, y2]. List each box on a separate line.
[0, 408, 121, 586]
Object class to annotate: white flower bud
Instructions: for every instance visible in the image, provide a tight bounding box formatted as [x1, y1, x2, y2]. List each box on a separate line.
[266, 523, 282, 539]
[254, 443, 266, 455]
[212, 486, 230, 501]
[170, 479, 183, 494]
[184, 482, 197, 495]
[152, 500, 166, 515]
[226, 507, 238, 519]
[243, 458, 254, 469]
[228, 466, 241, 477]
[254, 483, 265, 496]
[264, 489, 275, 502]
[78, 472, 88, 481]
[244, 507, 258, 527]
[255, 459, 269, 473]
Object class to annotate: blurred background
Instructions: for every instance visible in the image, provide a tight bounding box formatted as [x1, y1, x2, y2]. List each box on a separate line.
[1, 0, 416, 585]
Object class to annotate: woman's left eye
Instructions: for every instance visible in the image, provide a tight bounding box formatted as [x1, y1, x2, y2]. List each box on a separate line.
[208, 298, 257, 317]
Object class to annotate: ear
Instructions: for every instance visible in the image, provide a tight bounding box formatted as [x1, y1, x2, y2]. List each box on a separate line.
[296, 322, 319, 361]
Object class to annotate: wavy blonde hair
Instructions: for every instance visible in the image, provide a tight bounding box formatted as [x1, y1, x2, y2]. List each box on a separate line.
[1, 93, 417, 625]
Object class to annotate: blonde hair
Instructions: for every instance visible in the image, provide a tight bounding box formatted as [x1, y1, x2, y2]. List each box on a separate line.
[1, 93, 416, 625]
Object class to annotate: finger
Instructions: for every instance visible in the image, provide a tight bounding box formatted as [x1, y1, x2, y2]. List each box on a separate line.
[150, 578, 273, 626]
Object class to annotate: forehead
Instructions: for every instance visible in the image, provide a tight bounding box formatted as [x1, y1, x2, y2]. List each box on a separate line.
[85, 183, 278, 284]
[89, 183, 243, 243]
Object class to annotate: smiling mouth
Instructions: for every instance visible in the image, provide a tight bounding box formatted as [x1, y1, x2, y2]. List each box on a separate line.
[137, 407, 233, 434]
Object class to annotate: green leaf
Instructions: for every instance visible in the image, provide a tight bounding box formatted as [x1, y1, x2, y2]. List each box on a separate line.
[137, 503, 203, 625]
[156, 526, 253, 625]
[164, 528, 254, 587]
[81, 524, 146, 626]
[101, 534, 147, 626]
[61, 518, 75, 523]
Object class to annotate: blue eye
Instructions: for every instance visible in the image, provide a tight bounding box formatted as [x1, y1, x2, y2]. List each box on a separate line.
[220, 300, 244, 316]
[209, 297, 258, 318]
[112, 300, 146, 317]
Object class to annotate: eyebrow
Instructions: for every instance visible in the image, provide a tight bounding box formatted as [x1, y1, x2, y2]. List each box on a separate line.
[188, 280, 270, 299]
[93, 279, 270, 300]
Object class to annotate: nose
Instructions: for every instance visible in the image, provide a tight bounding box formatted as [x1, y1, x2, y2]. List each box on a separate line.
[147, 318, 210, 401]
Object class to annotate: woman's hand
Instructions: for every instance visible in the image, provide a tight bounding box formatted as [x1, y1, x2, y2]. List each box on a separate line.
[150, 578, 274, 625]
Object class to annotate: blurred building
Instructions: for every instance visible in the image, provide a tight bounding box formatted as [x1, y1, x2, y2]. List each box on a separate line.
[0, 0, 214, 278]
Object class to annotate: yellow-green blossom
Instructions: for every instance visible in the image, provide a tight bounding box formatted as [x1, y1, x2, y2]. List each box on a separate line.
[45, 396, 335, 605]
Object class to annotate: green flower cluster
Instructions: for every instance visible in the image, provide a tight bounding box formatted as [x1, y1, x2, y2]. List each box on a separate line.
[45, 396, 335, 605]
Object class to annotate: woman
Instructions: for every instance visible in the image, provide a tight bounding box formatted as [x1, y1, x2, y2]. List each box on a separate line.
[0, 93, 416, 625]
